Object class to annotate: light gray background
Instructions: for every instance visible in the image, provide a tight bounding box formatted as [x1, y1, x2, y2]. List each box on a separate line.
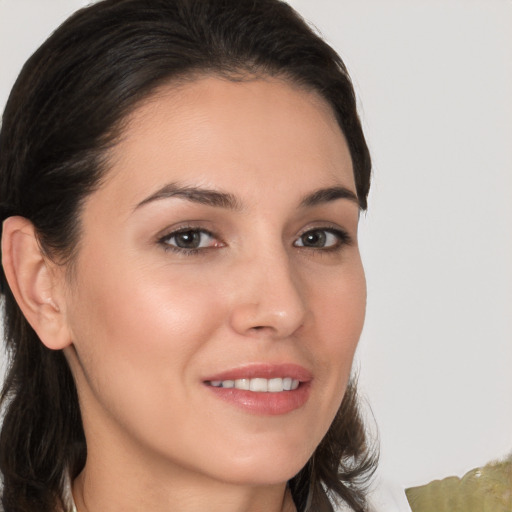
[1, 0, 511, 489]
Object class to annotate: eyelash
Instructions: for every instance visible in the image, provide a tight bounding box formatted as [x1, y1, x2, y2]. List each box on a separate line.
[158, 226, 221, 255]
[158, 226, 352, 255]
[294, 227, 352, 253]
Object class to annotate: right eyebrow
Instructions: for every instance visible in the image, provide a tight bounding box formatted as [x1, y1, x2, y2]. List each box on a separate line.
[134, 183, 243, 212]
[299, 186, 360, 208]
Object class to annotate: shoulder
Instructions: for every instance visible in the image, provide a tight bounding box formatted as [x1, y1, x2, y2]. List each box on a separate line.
[366, 476, 413, 512]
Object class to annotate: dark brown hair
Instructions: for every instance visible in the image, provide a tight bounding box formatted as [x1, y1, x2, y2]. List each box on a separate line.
[0, 1, 376, 511]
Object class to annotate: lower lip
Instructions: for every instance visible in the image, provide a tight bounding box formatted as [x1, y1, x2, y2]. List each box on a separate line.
[205, 383, 311, 415]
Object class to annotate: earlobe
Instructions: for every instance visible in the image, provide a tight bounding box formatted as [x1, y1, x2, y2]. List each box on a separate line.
[1, 216, 72, 350]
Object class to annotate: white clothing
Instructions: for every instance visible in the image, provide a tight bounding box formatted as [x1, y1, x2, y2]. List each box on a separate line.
[366, 476, 413, 512]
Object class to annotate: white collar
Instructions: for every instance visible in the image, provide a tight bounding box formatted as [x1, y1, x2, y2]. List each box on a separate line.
[62, 472, 78, 512]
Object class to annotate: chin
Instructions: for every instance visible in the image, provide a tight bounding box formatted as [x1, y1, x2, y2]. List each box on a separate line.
[218, 462, 307, 487]
[201, 441, 315, 486]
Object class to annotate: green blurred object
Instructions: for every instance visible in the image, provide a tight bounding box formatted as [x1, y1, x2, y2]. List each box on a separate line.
[406, 454, 512, 512]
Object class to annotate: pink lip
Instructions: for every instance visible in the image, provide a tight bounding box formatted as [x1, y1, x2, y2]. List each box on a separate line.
[203, 363, 313, 383]
[203, 363, 312, 416]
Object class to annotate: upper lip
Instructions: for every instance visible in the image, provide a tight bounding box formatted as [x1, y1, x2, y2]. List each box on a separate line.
[203, 363, 313, 383]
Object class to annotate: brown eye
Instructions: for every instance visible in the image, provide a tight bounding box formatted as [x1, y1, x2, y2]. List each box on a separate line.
[173, 230, 202, 249]
[294, 228, 350, 250]
[161, 228, 219, 252]
[300, 230, 327, 248]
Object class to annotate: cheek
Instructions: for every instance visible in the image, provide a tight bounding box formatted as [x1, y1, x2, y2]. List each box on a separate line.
[298, 258, 366, 436]
[65, 252, 225, 410]
[321, 264, 365, 392]
[79, 226, 215, 322]
[65, 260, 231, 461]
[310, 259, 366, 359]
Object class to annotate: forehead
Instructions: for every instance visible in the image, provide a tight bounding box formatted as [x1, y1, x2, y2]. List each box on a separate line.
[99, 76, 355, 211]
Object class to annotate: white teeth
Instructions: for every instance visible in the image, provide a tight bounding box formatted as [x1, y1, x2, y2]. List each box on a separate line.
[268, 378, 283, 392]
[250, 378, 268, 392]
[208, 377, 300, 392]
[234, 378, 250, 390]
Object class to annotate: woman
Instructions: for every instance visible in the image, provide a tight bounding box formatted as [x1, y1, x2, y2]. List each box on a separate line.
[0, 1, 400, 510]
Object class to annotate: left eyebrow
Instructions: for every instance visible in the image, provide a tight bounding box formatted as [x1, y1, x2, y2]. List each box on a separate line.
[299, 186, 359, 208]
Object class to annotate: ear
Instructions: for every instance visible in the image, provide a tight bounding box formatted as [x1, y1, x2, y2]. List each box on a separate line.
[1, 216, 72, 350]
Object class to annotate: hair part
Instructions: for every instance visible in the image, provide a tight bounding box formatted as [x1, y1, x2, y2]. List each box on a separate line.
[0, 1, 374, 511]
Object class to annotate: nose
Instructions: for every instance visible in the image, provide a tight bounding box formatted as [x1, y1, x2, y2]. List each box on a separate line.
[228, 248, 308, 339]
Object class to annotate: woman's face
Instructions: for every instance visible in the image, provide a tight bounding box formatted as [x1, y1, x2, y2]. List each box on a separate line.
[61, 76, 366, 486]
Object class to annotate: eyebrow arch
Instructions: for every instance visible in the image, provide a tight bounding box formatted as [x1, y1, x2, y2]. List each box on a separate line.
[299, 186, 359, 208]
[135, 183, 242, 211]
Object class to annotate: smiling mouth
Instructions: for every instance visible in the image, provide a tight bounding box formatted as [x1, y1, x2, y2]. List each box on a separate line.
[203, 365, 311, 414]
[205, 377, 300, 392]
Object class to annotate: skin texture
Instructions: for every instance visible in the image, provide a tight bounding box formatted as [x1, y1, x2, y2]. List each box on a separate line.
[4, 77, 367, 512]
